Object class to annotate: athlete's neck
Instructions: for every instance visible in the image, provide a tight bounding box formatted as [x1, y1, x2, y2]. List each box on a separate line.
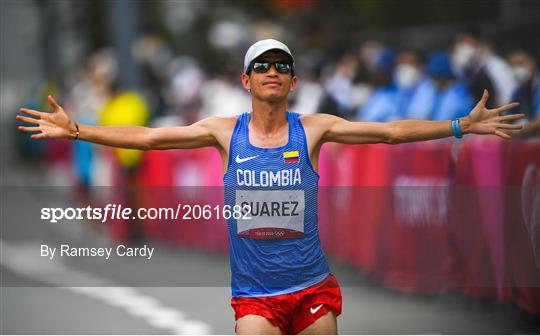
[250, 99, 288, 135]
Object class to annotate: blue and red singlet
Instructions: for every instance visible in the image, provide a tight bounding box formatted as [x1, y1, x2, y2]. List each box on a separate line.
[223, 111, 330, 297]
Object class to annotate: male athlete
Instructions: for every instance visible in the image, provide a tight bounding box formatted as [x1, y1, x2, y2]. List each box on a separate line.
[18, 39, 524, 334]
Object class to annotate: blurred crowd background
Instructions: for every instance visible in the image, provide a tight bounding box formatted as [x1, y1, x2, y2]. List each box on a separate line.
[2, 1, 540, 328]
[3, 1, 539, 184]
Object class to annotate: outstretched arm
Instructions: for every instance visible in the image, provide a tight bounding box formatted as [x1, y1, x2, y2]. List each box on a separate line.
[17, 95, 221, 150]
[319, 90, 524, 145]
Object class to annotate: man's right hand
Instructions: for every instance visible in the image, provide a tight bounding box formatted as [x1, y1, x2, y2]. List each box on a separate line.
[17, 95, 77, 139]
[17, 94, 235, 170]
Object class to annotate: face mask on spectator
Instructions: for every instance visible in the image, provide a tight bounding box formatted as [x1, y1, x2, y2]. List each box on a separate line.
[452, 43, 475, 71]
[395, 64, 421, 88]
[511, 65, 532, 85]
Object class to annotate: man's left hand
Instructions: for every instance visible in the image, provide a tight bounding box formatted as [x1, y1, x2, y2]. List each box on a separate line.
[463, 89, 524, 139]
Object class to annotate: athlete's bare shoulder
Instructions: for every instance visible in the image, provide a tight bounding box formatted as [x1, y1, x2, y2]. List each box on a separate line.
[198, 115, 239, 172]
[198, 115, 238, 131]
[299, 113, 342, 145]
[300, 113, 341, 129]
[199, 115, 238, 153]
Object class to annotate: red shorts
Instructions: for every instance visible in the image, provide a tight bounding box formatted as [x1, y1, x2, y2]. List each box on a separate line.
[231, 274, 342, 334]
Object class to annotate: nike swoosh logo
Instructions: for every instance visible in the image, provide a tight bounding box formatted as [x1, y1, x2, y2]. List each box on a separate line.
[235, 155, 258, 163]
[310, 304, 323, 314]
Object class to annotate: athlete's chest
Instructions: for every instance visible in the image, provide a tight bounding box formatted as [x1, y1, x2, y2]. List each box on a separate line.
[248, 125, 289, 148]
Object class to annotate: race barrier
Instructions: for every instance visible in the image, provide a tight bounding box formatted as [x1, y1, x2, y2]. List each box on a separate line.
[102, 137, 540, 315]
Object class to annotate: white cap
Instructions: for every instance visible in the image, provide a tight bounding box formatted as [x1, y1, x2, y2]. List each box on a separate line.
[243, 39, 294, 73]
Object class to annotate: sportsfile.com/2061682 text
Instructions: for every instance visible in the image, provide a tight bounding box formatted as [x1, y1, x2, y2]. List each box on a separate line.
[40, 203, 252, 223]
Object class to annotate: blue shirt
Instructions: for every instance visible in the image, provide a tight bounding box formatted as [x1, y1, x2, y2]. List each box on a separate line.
[223, 112, 330, 297]
[357, 87, 399, 122]
[406, 79, 473, 120]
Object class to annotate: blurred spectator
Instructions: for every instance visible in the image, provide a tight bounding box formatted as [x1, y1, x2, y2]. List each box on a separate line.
[451, 33, 516, 107]
[323, 54, 360, 118]
[200, 71, 251, 119]
[290, 53, 325, 115]
[67, 49, 116, 190]
[166, 56, 205, 123]
[393, 51, 425, 119]
[407, 51, 473, 121]
[347, 41, 386, 113]
[134, 33, 174, 117]
[356, 48, 398, 122]
[507, 50, 540, 137]
[99, 84, 150, 169]
[358, 40, 385, 77]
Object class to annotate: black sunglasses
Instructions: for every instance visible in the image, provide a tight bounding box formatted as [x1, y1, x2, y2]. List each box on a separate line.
[250, 61, 293, 74]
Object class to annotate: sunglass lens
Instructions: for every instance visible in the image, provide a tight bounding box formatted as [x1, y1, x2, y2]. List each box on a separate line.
[275, 62, 291, 74]
[253, 62, 270, 73]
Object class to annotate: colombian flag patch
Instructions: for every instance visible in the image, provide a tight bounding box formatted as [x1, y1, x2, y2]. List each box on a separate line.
[283, 150, 300, 163]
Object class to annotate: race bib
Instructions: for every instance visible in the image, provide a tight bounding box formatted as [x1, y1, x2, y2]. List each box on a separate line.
[236, 190, 305, 239]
